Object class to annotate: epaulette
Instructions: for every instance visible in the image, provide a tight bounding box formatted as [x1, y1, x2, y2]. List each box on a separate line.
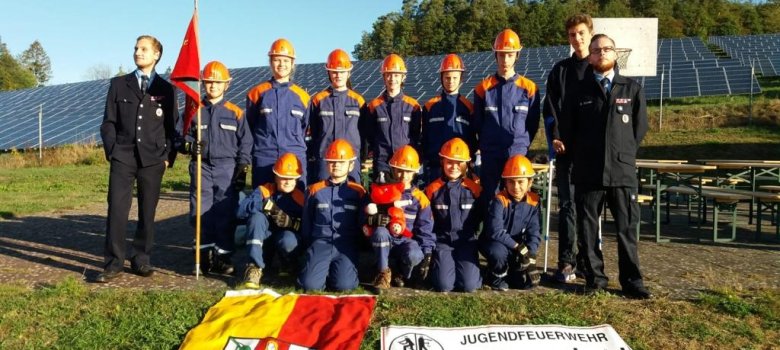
[402, 95, 421, 110]
[525, 191, 540, 207]
[311, 89, 331, 107]
[514, 75, 538, 96]
[259, 183, 275, 199]
[308, 180, 328, 196]
[347, 90, 366, 107]
[424, 95, 442, 112]
[347, 181, 367, 197]
[223, 101, 244, 120]
[458, 95, 474, 115]
[411, 188, 430, 209]
[289, 84, 311, 107]
[246, 81, 273, 104]
[495, 190, 511, 208]
[474, 75, 499, 99]
[291, 188, 305, 207]
[462, 177, 482, 198]
[424, 178, 445, 199]
[368, 96, 385, 114]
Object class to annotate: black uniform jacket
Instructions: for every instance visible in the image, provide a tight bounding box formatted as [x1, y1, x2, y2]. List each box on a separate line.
[567, 68, 648, 188]
[543, 53, 589, 144]
[100, 73, 179, 167]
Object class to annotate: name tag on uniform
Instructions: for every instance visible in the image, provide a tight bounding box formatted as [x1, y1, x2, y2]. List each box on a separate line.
[345, 110, 360, 117]
[514, 105, 528, 112]
[455, 116, 469, 125]
[291, 110, 304, 117]
[320, 111, 334, 117]
[317, 203, 330, 209]
[220, 123, 237, 131]
[394, 199, 413, 207]
[461, 204, 473, 210]
[429, 117, 445, 123]
[260, 108, 273, 115]
[485, 106, 498, 112]
[377, 117, 388, 122]
[404, 213, 416, 220]
[402, 116, 411, 122]
[435, 204, 449, 210]
[344, 204, 357, 211]
[579, 100, 593, 106]
[616, 98, 632, 104]
[150, 96, 165, 101]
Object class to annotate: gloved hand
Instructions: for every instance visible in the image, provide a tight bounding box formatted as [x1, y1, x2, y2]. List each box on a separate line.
[417, 253, 432, 282]
[525, 255, 540, 288]
[366, 213, 391, 227]
[270, 210, 301, 231]
[232, 163, 249, 189]
[180, 140, 207, 156]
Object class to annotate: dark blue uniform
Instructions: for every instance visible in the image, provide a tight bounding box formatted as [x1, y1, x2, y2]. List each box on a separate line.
[421, 92, 476, 184]
[308, 87, 367, 182]
[298, 179, 366, 291]
[366, 93, 422, 179]
[425, 177, 483, 292]
[184, 99, 251, 256]
[246, 79, 310, 187]
[236, 183, 304, 269]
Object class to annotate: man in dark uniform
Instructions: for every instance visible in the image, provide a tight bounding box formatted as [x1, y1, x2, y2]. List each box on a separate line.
[568, 34, 651, 299]
[97, 35, 179, 282]
[543, 14, 593, 284]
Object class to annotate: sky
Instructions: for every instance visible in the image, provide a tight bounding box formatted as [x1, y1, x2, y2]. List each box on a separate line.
[1, 1, 401, 85]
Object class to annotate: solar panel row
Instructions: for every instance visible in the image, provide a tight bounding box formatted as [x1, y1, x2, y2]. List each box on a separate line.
[709, 33, 780, 77]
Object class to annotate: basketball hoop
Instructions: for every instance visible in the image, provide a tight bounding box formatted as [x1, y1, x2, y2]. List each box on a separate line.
[615, 48, 632, 70]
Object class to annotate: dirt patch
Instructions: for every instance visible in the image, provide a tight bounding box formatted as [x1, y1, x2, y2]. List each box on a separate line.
[0, 190, 777, 299]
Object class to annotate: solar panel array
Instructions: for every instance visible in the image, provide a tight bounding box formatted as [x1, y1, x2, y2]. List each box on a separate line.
[709, 33, 780, 77]
[0, 35, 768, 151]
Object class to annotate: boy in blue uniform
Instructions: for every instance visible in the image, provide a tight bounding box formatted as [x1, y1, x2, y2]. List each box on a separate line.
[480, 155, 542, 291]
[366, 145, 435, 289]
[236, 153, 305, 289]
[181, 61, 251, 275]
[425, 138, 483, 292]
[298, 139, 367, 291]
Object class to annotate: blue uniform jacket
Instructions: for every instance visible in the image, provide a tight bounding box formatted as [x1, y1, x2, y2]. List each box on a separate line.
[421, 92, 476, 162]
[424, 177, 482, 244]
[482, 190, 541, 255]
[308, 87, 367, 159]
[236, 183, 305, 223]
[366, 92, 422, 172]
[398, 187, 435, 254]
[473, 74, 540, 157]
[245, 79, 310, 160]
[184, 98, 251, 164]
[302, 179, 367, 241]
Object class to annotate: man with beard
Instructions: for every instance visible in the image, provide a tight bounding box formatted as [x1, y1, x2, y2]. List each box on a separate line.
[568, 34, 650, 299]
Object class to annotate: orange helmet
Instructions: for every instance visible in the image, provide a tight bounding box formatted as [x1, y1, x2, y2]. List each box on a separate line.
[493, 29, 522, 52]
[325, 49, 353, 72]
[439, 54, 465, 73]
[201, 61, 231, 82]
[502, 155, 536, 178]
[273, 153, 303, 179]
[323, 139, 357, 161]
[381, 53, 407, 74]
[438, 137, 471, 162]
[389, 145, 421, 172]
[268, 38, 296, 59]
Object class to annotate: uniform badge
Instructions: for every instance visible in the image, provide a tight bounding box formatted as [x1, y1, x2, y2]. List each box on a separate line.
[622, 114, 630, 123]
[617, 105, 623, 112]
[156, 108, 163, 117]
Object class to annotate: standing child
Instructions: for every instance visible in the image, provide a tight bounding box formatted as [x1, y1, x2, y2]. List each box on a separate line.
[182, 61, 252, 275]
[425, 138, 483, 292]
[366, 145, 434, 290]
[298, 139, 366, 291]
[236, 153, 305, 289]
[479, 155, 541, 291]
[365, 53, 422, 183]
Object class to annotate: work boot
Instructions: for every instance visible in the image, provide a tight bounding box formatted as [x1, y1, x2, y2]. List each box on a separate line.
[241, 264, 263, 289]
[210, 253, 235, 276]
[555, 263, 576, 283]
[192, 249, 213, 275]
[373, 268, 392, 289]
[488, 271, 509, 291]
[391, 273, 405, 288]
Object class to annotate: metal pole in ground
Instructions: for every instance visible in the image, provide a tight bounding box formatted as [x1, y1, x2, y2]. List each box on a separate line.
[659, 65, 664, 130]
[543, 159, 555, 274]
[749, 58, 754, 126]
[38, 104, 43, 162]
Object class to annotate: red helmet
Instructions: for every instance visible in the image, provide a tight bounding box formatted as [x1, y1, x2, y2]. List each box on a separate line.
[273, 153, 303, 179]
[438, 138, 471, 162]
[381, 53, 407, 74]
[324, 139, 357, 161]
[201, 61, 231, 82]
[502, 155, 536, 178]
[268, 38, 296, 59]
[325, 49, 353, 72]
[389, 145, 421, 172]
[493, 29, 522, 52]
[439, 54, 465, 73]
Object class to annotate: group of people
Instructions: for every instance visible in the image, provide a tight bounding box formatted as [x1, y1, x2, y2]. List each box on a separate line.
[98, 13, 651, 299]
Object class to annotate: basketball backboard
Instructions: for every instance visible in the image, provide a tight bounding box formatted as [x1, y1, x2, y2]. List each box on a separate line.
[591, 18, 658, 77]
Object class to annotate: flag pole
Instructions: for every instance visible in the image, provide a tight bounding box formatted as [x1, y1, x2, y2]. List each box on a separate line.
[193, 0, 202, 280]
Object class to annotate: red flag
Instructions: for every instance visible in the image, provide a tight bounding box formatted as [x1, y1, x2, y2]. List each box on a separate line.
[170, 11, 201, 136]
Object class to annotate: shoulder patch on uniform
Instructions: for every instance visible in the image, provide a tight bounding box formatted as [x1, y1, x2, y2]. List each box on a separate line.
[462, 177, 482, 198]
[260, 183, 275, 199]
[308, 181, 327, 196]
[247, 81, 272, 103]
[402, 95, 421, 110]
[475, 76, 499, 99]
[424, 95, 442, 112]
[458, 95, 474, 115]
[411, 188, 430, 209]
[424, 179, 445, 199]
[223, 101, 244, 120]
[312, 90, 331, 107]
[290, 84, 311, 107]
[526, 191, 540, 206]
[515, 76, 538, 96]
[347, 90, 366, 106]
[291, 188, 305, 207]
[347, 181, 367, 197]
[496, 191, 511, 208]
[368, 96, 385, 114]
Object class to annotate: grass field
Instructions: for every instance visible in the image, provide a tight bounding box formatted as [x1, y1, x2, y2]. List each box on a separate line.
[0, 278, 776, 349]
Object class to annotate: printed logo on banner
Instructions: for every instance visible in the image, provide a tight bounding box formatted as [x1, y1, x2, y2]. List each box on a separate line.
[388, 333, 444, 350]
[223, 337, 311, 350]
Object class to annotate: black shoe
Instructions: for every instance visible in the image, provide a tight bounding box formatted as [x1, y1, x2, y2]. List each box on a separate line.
[95, 270, 121, 283]
[623, 285, 652, 300]
[131, 264, 155, 277]
[209, 254, 234, 276]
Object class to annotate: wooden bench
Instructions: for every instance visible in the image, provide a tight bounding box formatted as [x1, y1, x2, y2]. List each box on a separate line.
[663, 186, 749, 242]
[689, 177, 748, 187]
[635, 194, 654, 240]
[701, 186, 780, 240]
[759, 185, 780, 193]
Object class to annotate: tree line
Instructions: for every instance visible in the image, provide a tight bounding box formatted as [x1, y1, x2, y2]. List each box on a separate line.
[353, 0, 780, 60]
[0, 38, 51, 91]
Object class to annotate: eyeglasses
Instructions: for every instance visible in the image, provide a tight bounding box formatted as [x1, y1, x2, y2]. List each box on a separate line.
[589, 46, 615, 55]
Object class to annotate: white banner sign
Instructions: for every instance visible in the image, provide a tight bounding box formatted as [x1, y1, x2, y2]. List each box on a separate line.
[381, 324, 632, 350]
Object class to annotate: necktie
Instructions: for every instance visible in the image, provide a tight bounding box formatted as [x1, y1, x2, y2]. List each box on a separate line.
[141, 75, 149, 93]
[600, 77, 610, 97]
